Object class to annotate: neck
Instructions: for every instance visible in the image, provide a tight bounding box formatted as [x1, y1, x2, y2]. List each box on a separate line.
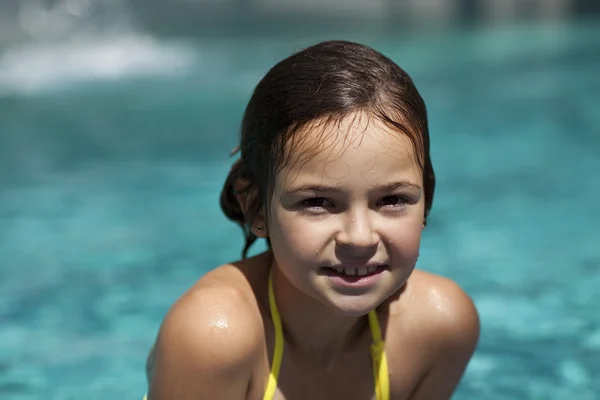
[269, 258, 371, 363]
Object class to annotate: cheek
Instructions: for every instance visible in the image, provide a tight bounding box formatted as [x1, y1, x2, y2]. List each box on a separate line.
[268, 209, 323, 259]
[383, 218, 423, 258]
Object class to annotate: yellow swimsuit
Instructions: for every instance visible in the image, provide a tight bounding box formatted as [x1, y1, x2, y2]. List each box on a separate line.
[263, 270, 390, 400]
[144, 270, 390, 400]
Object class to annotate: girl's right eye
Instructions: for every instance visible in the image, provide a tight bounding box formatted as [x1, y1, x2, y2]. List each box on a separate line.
[301, 197, 331, 209]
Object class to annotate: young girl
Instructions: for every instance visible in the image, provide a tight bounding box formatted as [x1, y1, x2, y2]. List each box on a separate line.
[145, 40, 480, 400]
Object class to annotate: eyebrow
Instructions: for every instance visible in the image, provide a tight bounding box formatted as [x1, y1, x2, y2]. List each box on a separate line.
[283, 181, 422, 195]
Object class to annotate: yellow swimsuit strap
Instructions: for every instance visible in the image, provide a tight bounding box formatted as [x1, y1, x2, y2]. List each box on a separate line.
[263, 269, 284, 400]
[368, 309, 390, 400]
[264, 268, 390, 400]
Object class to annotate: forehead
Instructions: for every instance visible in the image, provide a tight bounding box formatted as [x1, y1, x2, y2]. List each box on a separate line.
[277, 112, 421, 185]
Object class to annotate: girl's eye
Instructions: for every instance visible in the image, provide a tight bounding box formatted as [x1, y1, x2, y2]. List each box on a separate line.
[379, 195, 408, 208]
[302, 197, 330, 208]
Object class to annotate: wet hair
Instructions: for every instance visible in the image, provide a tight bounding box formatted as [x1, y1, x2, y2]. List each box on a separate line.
[220, 40, 435, 258]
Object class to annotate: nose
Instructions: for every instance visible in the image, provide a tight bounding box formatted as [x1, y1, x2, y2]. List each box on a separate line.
[335, 208, 379, 252]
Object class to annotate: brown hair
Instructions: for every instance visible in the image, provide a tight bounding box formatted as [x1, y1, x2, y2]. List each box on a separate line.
[220, 40, 435, 258]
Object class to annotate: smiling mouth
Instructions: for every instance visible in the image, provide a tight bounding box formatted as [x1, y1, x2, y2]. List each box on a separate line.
[322, 265, 388, 277]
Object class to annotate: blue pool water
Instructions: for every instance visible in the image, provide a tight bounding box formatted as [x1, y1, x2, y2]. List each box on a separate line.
[1, 19, 599, 400]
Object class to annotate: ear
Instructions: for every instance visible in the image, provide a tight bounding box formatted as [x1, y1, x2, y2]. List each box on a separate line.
[234, 178, 268, 238]
[251, 219, 268, 238]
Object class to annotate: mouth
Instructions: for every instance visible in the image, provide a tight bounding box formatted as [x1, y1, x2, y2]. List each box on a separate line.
[323, 265, 387, 277]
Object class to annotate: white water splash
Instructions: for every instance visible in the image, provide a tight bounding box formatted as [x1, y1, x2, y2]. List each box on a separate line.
[0, 0, 197, 95]
[0, 35, 196, 94]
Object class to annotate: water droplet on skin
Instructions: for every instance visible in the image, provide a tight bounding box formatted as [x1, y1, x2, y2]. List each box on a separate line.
[208, 317, 229, 330]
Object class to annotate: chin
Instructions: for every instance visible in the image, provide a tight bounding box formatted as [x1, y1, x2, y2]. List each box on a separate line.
[326, 295, 385, 317]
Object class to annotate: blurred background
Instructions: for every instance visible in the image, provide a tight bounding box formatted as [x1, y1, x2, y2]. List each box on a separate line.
[0, 0, 599, 399]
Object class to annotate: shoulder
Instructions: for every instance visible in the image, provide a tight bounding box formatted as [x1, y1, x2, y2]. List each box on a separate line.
[149, 265, 264, 397]
[158, 265, 264, 363]
[388, 269, 480, 398]
[404, 269, 480, 351]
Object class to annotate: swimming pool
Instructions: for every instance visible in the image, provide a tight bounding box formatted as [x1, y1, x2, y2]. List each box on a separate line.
[0, 18, 598, 400]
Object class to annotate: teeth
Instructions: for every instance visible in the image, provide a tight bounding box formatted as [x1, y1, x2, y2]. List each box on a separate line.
[332, 267, 378, 276]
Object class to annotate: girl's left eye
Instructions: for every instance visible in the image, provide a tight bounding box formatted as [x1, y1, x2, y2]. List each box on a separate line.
[379, 195, 408, 207]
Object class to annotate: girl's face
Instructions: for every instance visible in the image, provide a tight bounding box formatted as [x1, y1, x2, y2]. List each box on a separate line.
[266, 112, 425, 316]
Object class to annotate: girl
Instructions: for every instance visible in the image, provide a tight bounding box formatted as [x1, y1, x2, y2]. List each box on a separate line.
[145, 40, 480, 400]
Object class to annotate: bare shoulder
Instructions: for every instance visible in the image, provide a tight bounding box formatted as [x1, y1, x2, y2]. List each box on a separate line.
[407, 269, 480, 345]
[160, 264, 264, 356]
[388, 269, 480, 399]
[148, 264, 264, 399]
